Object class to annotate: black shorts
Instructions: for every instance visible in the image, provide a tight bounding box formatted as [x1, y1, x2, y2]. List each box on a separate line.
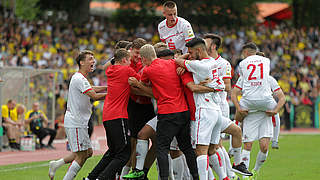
[127, 98, 156, 138]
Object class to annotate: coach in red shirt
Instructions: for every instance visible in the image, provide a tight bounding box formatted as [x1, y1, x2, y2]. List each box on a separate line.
[136, 44, 199, 180]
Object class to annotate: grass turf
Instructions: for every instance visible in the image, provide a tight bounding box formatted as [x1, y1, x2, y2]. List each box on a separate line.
[0, 134, 319, 180]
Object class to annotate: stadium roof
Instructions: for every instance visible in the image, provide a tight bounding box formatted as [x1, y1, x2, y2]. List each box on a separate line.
[256, 2, 292, 22]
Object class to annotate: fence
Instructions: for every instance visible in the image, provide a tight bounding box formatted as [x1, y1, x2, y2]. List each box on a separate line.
[0, 67, 61, 127]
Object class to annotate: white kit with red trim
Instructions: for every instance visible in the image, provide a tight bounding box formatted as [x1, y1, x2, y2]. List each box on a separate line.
[158, 17, 195, 54]
[184, 57, 221, 110]
[214, 55, 232, 108]
[64, 72, 93, 128]
[238, 55, 272, 100]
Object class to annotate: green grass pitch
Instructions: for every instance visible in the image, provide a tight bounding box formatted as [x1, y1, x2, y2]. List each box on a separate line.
[0, 134, 319, 180]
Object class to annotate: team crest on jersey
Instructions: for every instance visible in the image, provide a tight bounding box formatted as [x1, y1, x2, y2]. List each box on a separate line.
[188, 30, 194, 37]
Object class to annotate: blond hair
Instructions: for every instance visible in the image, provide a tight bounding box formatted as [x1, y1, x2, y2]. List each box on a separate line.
[140, 44, 157, 61]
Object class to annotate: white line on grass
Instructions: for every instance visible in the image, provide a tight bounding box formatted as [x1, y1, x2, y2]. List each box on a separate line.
[0, 163, 48, 172]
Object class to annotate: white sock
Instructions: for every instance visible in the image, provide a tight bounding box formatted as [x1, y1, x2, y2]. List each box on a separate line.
[136, 139, 149, 170]
[241, 149, 251, 169]
[208, 166, 215, 180]
[168, 154, 175, 180]
[272, 114, 280, 142]
[209, 151, 227, 180]
[120, 165, 131, 178]
[56, 158, 66, 167]
[221, 146, 236, 178]
[233, 147, 242, 165]
[197, 155, 208, 180]
[229, 135, 233, 152]
[63, 161, 81, 180]
[254, 151, 268, 171]
[172, 155, 184, 180]
[181, 154, 191, 179]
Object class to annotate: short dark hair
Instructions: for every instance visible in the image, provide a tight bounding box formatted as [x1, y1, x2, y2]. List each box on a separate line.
[157, 49, 174, 58]
[76, 50, 94, 67]
[203, 33, 222, 50]
[256, 51, 265, 57]
[114, 48, 130, 62]
[115, 40, 132, 50]
[163, 1, 176, 8]
[186, 37, 206, 48]
[242, 42, 258, 51]
[132, 38, 147, 49]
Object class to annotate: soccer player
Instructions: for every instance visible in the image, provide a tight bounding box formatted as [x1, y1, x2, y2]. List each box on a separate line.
[231, 45, 286, 179]
[256, 51, 281, 149]
[158, 1, 195, 54]
[123, 43, 172, 180]
[84, 48, 141, 180]
[121, 38, 156, 179]
[132, 44, 199, 180]
[175, 37, 224, 180]
[48, 50, 107, 180]
[204, 34, 251, 179]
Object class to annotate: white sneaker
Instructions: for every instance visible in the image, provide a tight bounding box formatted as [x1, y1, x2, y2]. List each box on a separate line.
[49, 160, 58, 179]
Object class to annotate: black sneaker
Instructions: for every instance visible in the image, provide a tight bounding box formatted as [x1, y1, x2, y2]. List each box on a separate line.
[232, 162, 253, 176]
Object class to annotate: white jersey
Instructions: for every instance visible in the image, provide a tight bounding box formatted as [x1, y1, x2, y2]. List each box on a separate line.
[238, 55, 271, 100]
[236, 76, 279, 95]
[268, 76, 281, 93]
[158, 17, 195, 54]
[214, 55, 232, 105]
[184, 57, 221, 110]
[64, 72, 93, 128]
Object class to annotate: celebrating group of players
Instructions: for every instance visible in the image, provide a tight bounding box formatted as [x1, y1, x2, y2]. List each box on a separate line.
[48, 1, 285, 180]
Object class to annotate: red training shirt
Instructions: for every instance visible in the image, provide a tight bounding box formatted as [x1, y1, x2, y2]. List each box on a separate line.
[180, 71, 196, 121]
[141, 58, 188, 114]
[103, 65, 140, 121]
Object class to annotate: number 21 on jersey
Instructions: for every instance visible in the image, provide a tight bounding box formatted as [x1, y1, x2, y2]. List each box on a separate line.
[247, 63, 263, 80]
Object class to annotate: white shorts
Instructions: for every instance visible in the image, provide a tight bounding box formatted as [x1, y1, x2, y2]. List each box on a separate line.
[192, 108, 222, 146]
[65, 127, 92, 152]
[146, 116, 157, 132]
[220, 116, 233, 132]
[219, 102, 230, 118]
[170, 137, 179, 151]
[240, 97, 277, 113]
[242, 112, 273, 142]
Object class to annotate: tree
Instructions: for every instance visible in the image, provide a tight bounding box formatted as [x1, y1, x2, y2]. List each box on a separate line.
[15, 0, 40, 20]
[37, 0, 91, 23]
[112, 0, 259, 29]
[292, 0, 320, 27]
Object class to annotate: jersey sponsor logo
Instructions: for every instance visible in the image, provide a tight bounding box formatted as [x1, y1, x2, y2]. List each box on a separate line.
[164, 31, 183, 40]
[159, 25, 165, 29]
[168, 42, 176, 49]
